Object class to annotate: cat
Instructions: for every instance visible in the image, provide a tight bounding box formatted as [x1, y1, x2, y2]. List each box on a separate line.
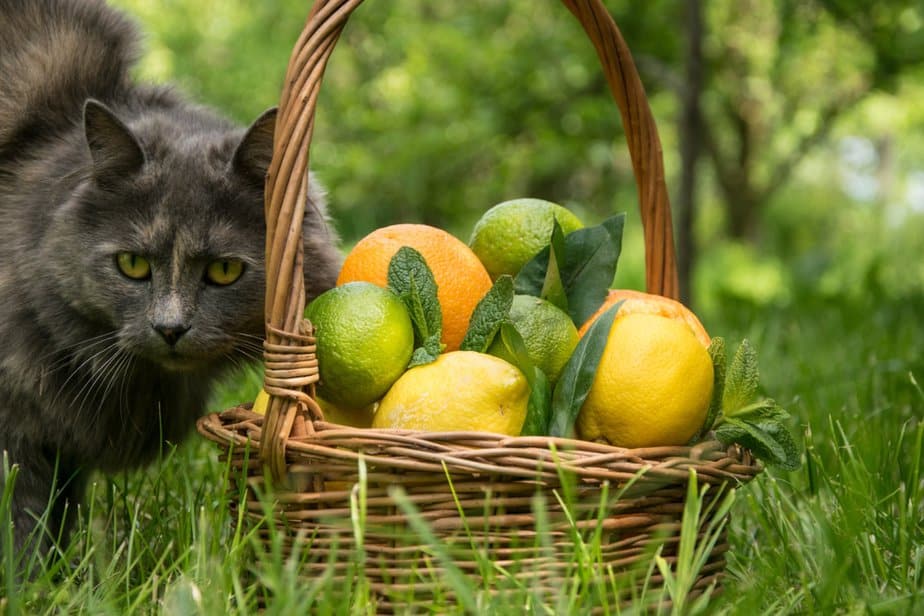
[0, 0, 341, 558]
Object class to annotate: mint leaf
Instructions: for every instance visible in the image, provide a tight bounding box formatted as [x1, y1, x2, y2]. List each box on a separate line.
[729, 397, 790, 422]
[690, 337, 727, 443]
[515, 214, 625, 327]
[460, 275, 514, 353]
[715, 416, 801, 470]
[387, 246, 442, 366]
[722, 339, 759, 416]
[548, 302, 621, 438]
[540, 221, 568, 313]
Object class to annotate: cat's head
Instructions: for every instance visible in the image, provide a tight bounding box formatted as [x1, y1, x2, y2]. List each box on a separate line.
[43, 100, 340, 372]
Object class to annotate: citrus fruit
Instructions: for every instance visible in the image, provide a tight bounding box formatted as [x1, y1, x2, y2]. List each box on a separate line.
[316, 396, 374, 429]
[336, 224, 492, 352]
[251, 387, 270, 415]
[372, 351, 529, 435]
[469, 198, 584, 280]
[577, 313, 714, 448]
[305, 282, 414, 409]
[252, 388, 373, 428]
[487, 295, 579, 384]
[578, 289, 711, 347]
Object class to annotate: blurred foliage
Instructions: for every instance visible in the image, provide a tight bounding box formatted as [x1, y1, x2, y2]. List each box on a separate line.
[112, 0, 923, 306]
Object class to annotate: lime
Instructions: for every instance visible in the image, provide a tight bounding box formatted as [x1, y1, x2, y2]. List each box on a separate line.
[488, 295, 579, 384]
[469, 198, 584, 280]
[305, 282, 414, 409]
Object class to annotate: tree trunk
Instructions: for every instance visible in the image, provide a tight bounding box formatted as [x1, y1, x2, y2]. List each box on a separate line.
[677, 0, 704, 306]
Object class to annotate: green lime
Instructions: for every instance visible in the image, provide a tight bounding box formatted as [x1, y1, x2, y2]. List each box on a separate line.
[305, 282, 414, 409]
[488, 294, 579, 384]
[469, 198, 584, 280]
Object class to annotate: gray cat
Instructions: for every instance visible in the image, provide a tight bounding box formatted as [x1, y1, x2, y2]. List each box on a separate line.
[0, 0, 341, 558]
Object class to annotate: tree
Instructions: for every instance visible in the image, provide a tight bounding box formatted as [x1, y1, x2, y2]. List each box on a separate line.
[700, 0, 924, 240]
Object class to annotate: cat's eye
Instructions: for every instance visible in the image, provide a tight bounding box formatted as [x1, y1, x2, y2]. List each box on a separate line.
[116, 252, 151, 280]
[205, 259, 244, 286]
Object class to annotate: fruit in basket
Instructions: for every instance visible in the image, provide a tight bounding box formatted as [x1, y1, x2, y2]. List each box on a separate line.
[469, 198, 584, 280]
[372, 351, 529, 435]
[336, 224, 492, 352]
[579, 289, 711, 347]
[251, 388, 373, 428]
[577, 312, 713, 448]
[305, 282, 415, 409]
[316, 396, 374, 428]
[251, 387, 270, 415]
[487, 294, 579, 384]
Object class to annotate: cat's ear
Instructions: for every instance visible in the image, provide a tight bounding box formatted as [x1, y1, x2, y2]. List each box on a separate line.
[83, 99, 145, 184]
[231, 107, 277, 187]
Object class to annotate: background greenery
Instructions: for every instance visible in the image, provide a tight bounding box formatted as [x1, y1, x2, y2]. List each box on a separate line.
[2, 0, 922, 613]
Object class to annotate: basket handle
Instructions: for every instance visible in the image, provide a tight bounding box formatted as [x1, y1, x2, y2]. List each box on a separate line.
[259, 0, 679, 481]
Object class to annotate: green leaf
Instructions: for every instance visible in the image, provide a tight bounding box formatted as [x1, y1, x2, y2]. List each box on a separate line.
[722, 339, 760, 416]
[520, 366, 552, 437]
[729, 397, 791, 422]
[515, 214, 625, 327]
[548, 302, 622, 438]
[460, 275, 515, 353]
[408, 341, 440, 368]
[540, 220, 568, 313]
[690, 337, 727, 443]
[387, 246, 443, 366]
[492, 323, 552, 436]
[715, 416, 801, 470]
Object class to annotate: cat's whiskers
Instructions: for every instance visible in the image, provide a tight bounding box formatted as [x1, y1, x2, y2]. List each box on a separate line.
[93, 348, 134, 423]
[48, 337, 124, 410]
[70, 343, 128, 425]
[55, 340, 124, 421]
[40, 330, 121, 373]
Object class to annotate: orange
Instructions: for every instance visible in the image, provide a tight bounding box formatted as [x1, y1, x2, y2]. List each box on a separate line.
[337, 224, 493, 351]
[578, 289, 711, 347]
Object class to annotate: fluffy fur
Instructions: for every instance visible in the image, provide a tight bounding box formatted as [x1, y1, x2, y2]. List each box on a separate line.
[0, 0, 340, 555]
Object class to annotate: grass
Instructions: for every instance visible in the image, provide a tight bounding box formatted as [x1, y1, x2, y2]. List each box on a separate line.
[1, 291, 922, 614]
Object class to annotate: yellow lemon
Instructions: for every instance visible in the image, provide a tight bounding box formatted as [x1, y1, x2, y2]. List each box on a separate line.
[316, 396, 373, 429]
[372, 351, 529, 435]
[251, 388, 372, 429]
[469, 198, 584, 280]
[577, 313, 713, 448]
[251, 387, 270, 415]
[305, 282, 415, 409]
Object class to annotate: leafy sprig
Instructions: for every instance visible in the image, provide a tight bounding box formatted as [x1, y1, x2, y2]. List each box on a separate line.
[698, 338, 801, 470]
[387, 247, 443, 367]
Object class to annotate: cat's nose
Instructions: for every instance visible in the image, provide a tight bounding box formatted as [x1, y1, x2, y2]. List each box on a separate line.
[155, 324, 190, 346]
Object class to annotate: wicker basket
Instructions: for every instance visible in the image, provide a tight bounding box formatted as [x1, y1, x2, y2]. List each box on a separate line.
[197, 0, 761, 610]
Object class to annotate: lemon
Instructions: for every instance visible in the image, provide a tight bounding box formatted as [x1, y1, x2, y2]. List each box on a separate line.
[577, 313, 713, 448]
[372, 351, 529, 435]
[316, 396, 373, 428]
[488, 295, 579, 384]
[251, 387, 270, 415]
[251, 388, 372, 428]
[305, 282, 415, 409]
[469, 198, 584, 280]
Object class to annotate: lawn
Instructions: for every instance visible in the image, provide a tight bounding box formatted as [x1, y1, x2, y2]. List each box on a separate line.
[2, 289, 921, 614]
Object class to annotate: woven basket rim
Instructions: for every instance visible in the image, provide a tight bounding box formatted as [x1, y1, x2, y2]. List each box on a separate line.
[197, 407, 762, 488]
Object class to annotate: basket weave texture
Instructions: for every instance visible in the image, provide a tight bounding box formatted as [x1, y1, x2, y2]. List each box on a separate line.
[197, 0, 762, 608]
